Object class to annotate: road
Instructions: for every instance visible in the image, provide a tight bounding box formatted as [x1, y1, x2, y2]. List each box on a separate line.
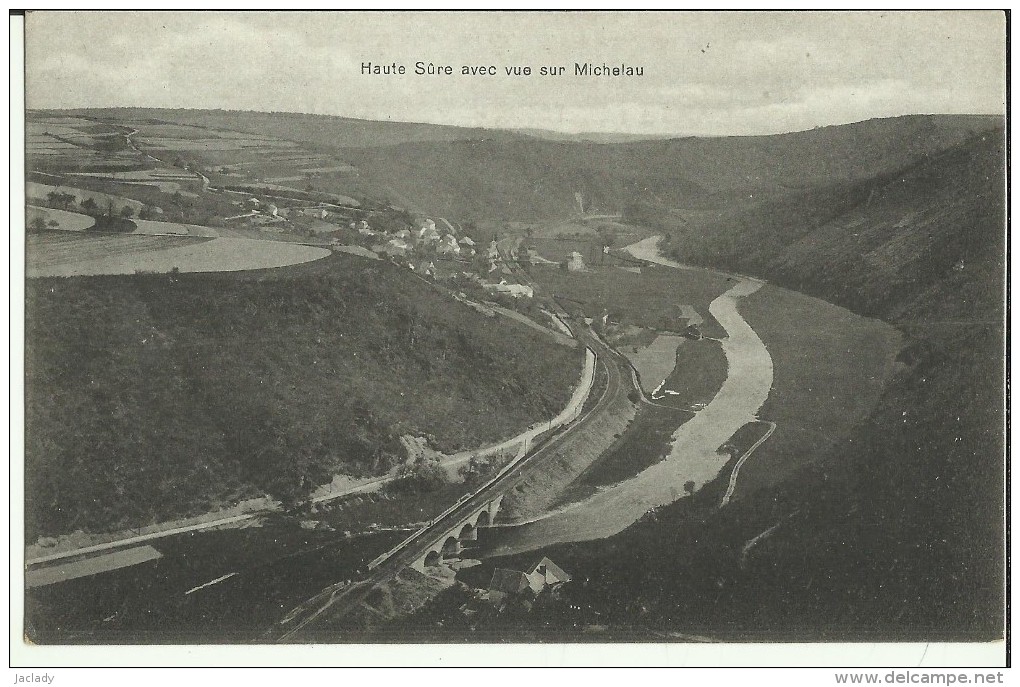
[273, 324, 631, 641]
[719, 420, 777, 508]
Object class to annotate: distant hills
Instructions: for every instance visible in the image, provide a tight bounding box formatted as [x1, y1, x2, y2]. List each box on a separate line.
[59, 109, 1002, 221]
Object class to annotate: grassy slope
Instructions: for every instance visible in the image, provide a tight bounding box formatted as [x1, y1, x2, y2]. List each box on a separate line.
[25, 254, 582, 539]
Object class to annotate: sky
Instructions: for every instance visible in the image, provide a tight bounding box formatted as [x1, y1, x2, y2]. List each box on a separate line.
[24, 11, 1007, 136]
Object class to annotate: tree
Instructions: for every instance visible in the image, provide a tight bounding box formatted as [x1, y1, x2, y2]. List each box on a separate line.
[120, 206, 134, 218]
[386, 454, 448, 495]
[28, 216, 46, 232]
[79, 198, 99, 216]
[683, 480, 696, 496]
[45, 191, 74, 210]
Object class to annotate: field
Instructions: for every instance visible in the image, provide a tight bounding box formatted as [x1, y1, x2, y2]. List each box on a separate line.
[528, 263, 730, 335]
[622, 334, 685, 393]
[655, 338, 729, 410]
[27, 205, 94, 231]
[27, 233, 330, 277]
[25, 253, 583, 538]
[26, 181, 145, 214]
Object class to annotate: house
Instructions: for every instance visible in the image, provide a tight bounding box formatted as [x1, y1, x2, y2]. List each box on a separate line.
[248, 197, 261, 208]
[567, 251, 586, 271]
[297, 207, 326, 219]
[458, 236, 476, 247]
[436, 234, 461, 255]
[487, 569, 531, 606]
[380, 238, 412, 256]
[418, 226, 441, 243]
[486, 557, 570, 606]
[483, 280, 534, 298]
[267, 204, 278, 217]
[395, 229, 412, 240]
[487, 240, 500, 259]
[525, 557, 571, 593]
[413, 260, 436, 277]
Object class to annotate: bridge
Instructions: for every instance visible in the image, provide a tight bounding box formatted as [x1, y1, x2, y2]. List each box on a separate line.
[273, 247, 634, 641]
[409, 494, 505, 572]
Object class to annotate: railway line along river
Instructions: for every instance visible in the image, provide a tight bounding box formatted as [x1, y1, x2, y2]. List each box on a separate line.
[488, 236, 774, 554]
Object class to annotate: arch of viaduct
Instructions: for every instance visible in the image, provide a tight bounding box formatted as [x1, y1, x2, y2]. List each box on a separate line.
[411, 495, 505, 573]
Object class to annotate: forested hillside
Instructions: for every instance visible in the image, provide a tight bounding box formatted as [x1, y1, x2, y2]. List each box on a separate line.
[25, 255, 582, 539]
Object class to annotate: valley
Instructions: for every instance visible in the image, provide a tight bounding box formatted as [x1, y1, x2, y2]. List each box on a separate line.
[21, 107, 1005, 645]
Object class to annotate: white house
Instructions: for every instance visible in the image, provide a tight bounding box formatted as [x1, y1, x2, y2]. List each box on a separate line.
[484, 280, 534, 298]
[436, 234, 461, 255]
[524, 557, 571, 593]
[567, 251, 586, 271]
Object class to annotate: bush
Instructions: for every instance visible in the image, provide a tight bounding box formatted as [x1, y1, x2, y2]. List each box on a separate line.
[385, 455, 448, 496]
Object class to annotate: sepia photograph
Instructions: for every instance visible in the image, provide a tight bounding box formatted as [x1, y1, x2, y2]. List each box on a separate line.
[13, 9, 1008, 666]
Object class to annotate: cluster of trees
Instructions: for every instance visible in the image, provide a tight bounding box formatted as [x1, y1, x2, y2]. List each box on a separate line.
[28, 216, 58, 232]
[384, 454, 448, 496]
[43, 190, 143, 220]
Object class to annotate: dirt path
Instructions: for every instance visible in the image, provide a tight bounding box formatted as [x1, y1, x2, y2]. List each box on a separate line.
[487, 237, 774, 554]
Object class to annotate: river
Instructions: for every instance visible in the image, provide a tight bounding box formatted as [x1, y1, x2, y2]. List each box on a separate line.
[486, 236, 774, 553]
